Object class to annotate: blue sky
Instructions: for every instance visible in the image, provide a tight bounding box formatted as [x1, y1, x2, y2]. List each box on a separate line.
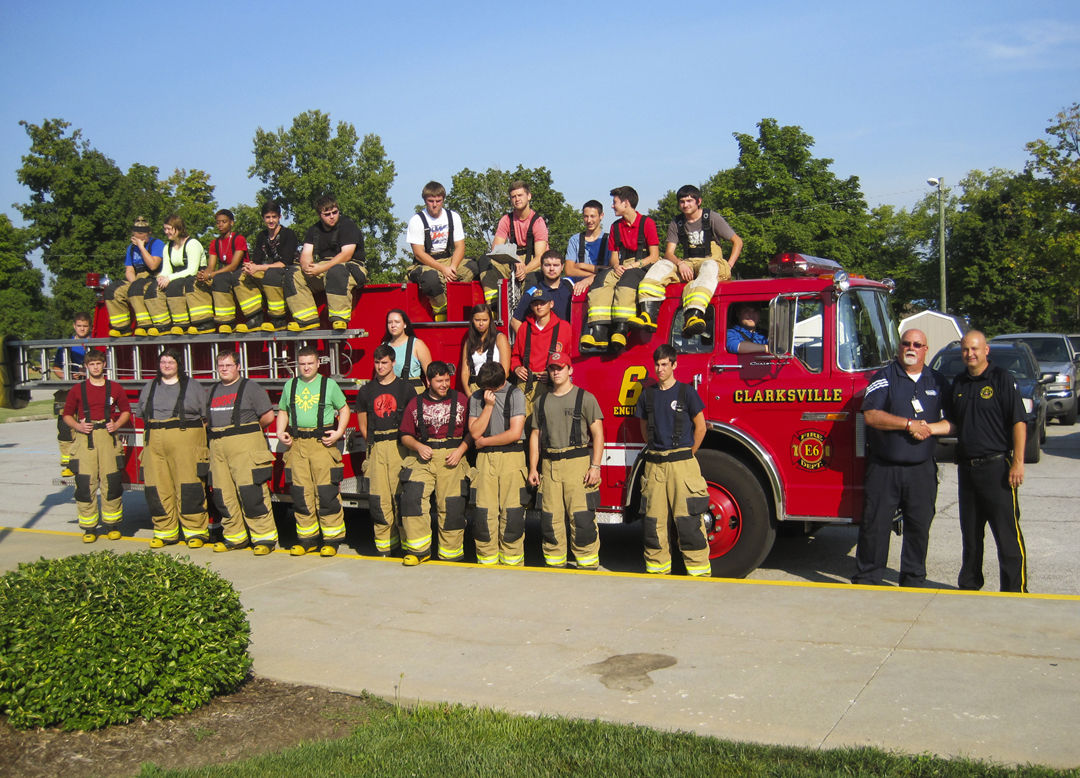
[1, 0, 1077, 247]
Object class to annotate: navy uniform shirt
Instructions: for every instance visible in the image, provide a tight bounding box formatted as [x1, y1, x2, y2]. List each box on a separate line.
[862, 360, 949, 464]
[635, 381, 705, 450]
[947, 362, 1026, 459]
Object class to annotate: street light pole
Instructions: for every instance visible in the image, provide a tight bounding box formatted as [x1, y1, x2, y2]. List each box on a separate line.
[927, 177, 946, 312]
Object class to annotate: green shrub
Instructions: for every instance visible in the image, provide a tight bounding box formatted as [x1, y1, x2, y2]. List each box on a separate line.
[0, 550, 252, 730]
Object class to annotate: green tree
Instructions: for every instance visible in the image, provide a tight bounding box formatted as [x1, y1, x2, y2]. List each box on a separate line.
[657, 119, 874, 278]
[249, 110, 402, 279]
[0, 214, 47, 339]
[161, 168, 218, 241]
[447, 165, 578, 262]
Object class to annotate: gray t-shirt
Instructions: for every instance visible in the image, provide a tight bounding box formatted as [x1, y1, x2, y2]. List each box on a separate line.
[469, 383, 526, 441]
[135, 378, 209, 421]
[666, 210, 736, 252]
[531, 386, 603, 450]
[205, 379, 272, 429]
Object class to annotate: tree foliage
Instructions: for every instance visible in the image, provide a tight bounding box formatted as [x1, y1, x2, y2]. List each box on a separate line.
[447, 165, 579, 261]
[0, 214, 48, 339]
[249, 110, 402, 278]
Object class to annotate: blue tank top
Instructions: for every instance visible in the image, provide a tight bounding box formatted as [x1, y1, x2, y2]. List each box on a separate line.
[391, 338, 423, 380]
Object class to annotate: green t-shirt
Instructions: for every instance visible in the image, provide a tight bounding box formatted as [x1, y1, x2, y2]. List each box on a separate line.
[280, 376, 347, 429]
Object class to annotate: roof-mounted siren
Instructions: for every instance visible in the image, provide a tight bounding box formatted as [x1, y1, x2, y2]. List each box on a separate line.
[769, 253, 849, 293]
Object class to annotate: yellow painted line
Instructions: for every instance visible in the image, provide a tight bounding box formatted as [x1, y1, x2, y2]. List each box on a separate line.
[4, 526, 1078, 601]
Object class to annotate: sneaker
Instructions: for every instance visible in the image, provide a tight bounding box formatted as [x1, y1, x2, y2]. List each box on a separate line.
[60, 467, 74, 477]
[331, 320, 348, 330]
[187, 537, 205, 549]
[252, 545, 272, 556]
[319, 545, 338, 557]
[402, 553, 430, 567]
[287, 321, 320, 332]
[82, 532, 97, 543]
[169, 326, 186, 336]
[218, 324, 233, 334]
[290, 544, 308, 556]
[106, 530, 122, 541]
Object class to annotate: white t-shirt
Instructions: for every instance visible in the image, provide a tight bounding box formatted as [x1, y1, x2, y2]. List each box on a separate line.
[406, 208, 465, 256]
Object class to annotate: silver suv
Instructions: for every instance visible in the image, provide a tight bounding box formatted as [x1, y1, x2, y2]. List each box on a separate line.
[991, 333, 1079, 425]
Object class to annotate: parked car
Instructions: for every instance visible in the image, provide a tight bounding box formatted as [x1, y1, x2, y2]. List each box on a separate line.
[990, 333, 1078, 426]
[929, 340, 1048, 463]
[1069, 333, 1080, 356]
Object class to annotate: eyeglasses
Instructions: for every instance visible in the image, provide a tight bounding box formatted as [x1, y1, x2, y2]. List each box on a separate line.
[900, 340, 926, 348]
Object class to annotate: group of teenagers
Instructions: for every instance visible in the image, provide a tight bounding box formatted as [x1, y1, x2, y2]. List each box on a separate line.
[101, 179, 744, 351]
[56, 303, 719, 576]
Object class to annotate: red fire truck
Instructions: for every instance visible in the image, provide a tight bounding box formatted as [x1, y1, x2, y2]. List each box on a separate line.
[5, 253, 899, 577]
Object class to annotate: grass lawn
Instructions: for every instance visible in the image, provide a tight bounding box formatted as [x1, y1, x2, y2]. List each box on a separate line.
[0, 398, 55, 423]
[136, 703, 1074, 778]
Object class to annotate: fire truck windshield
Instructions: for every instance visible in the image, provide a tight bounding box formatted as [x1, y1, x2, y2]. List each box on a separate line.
[836, 289, 898, 371]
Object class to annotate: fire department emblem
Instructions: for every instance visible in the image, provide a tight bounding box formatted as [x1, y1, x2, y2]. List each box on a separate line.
[792, 430, 830, 471]
[980, 385, 994, 400]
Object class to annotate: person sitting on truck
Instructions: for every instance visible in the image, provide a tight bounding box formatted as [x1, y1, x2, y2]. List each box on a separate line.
[154, 215, 208, 335]
[398, 361, 471, 566]
[235, 200, 299, 333]
[527, 351, 605, 570]
[727, 302, 769, 354]
[205, 210, 250, 334]
[276, 346, 351, 557]
[53, 312, 91, 477]
[105, 217, 165, 337]
[510, 287, 573, 418]
[632, 185, 742, 339]
[135, 348, 211, 549]
[355, 344, 416, 557]
[579, 187, 659, 352]
[460, 303, 510, 395]
[468, 362, 528, 566]
[285, 195, 367, 332]
[205, 350, 278, 555]
[407, 181, 474, 322]
[383, 309, 431, 394]
[469, 180, 549, 308]
[634, 344, 711, 577]
[565, 200, 609, 284]
[509, 250, 576, 334]
[62, 349, 132, 543]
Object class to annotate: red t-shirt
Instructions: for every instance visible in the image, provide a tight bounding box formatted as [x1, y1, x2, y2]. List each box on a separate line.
[400, 391, 468, 441]
[210, 233, 249, 265]
[608, 214, 658, 258]
[63, 380, 131, 421]
[510, 313, 572, 374]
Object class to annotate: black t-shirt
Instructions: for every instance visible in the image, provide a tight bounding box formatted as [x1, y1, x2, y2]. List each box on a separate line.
[635, 381, 705, 450]
[252, 227, 299, 267]
[946, 362, 1026, 459]
[304, 216, 365, 262]
[355, 377, 415, 436]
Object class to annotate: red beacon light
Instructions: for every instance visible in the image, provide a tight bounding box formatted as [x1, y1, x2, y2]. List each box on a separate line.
[768, 253, 845, 277]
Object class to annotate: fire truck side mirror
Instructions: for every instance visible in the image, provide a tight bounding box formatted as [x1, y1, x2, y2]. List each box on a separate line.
[769, 296, 796, 358]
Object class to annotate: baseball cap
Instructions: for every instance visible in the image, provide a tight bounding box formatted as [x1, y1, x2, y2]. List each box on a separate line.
[529, 287, 554, 304]
[546, 351, 570, 369]
[132, 217, 150, 232]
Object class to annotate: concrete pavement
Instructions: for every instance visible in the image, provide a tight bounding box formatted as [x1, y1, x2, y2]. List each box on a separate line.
[0, 419, 1078, 768]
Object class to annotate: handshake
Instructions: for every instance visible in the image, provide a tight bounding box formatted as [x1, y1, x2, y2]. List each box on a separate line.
[907, 419, 932, 441]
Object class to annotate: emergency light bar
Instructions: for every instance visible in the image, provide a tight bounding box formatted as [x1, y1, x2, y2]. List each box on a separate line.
[769, 253, 844, 277]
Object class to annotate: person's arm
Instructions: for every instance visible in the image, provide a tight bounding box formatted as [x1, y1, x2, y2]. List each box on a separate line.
[310, 242, 355, 275]
[324, 403, 350, 447]
[414, 339, 432, 380]
[468, 394, 495, 444]
[690, 411, 706, 455]
[585, 418, 604, 486]
[211, 237, 246, 276]
[257, 409, 275, 429]
[726, 233, 743, 268]
[298, 242, 316, 275]
[460, 343, 472, 393]
[275, 409, 293, 447]
[448, 216, 467, 274]
[641, 220, 660, 267]
[527, 428, 542, 486]
[1009, 421, 1025, 487]
[496, 334, 512, 378]
[106, 409, 131, 435]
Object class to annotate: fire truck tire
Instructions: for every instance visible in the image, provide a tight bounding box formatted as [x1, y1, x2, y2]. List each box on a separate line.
[695, 449, 775, 578]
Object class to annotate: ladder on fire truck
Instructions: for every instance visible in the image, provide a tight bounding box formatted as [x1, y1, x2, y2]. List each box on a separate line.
[4, 329, 369, 391]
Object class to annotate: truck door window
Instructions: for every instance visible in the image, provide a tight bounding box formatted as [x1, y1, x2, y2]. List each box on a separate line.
[836, 289, 897, 371]
[792, 299, 823, 372]
[670, 305, 715, 354]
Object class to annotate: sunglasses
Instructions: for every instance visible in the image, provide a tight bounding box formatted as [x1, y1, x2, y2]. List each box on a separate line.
[900, 340, 926, 348]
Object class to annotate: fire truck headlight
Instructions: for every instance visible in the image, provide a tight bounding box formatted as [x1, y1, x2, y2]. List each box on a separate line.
[832, 271, 850, 293]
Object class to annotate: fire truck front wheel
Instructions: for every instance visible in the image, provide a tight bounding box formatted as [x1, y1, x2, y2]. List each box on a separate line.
[696, 449, 775, 578]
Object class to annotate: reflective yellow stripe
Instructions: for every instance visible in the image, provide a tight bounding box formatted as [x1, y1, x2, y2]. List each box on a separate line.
[544, 552, 567, 566]
[1012, 487, 1028, 592]
[110, 312, 131, 326]
[322, 524, 346, 539]
[187, 304, 213, 318]
[101, 508, 123, 521]
[215, 304, 236, 317]
[266, 301, 286, 315]
[296, 522, 320, 538]
[440, 544, 464, 560]
[686, 563, 712, 577]
[78, 515, 99, 528]
[476, 553, 499, 565]
[645, 559, 671, 574]
[611, 306, 635, 316]
[576, 553, 599, 567]
[239, 297, 262, 314]
[292, 305, 318, 320]
[500, 553, 524, 566]
[403, 534, 431, 552]
[224, 529, 249, 544]
[250, 529, 279, 543]
[133, 311, 152, 325]
[154, 527, 180, 540]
